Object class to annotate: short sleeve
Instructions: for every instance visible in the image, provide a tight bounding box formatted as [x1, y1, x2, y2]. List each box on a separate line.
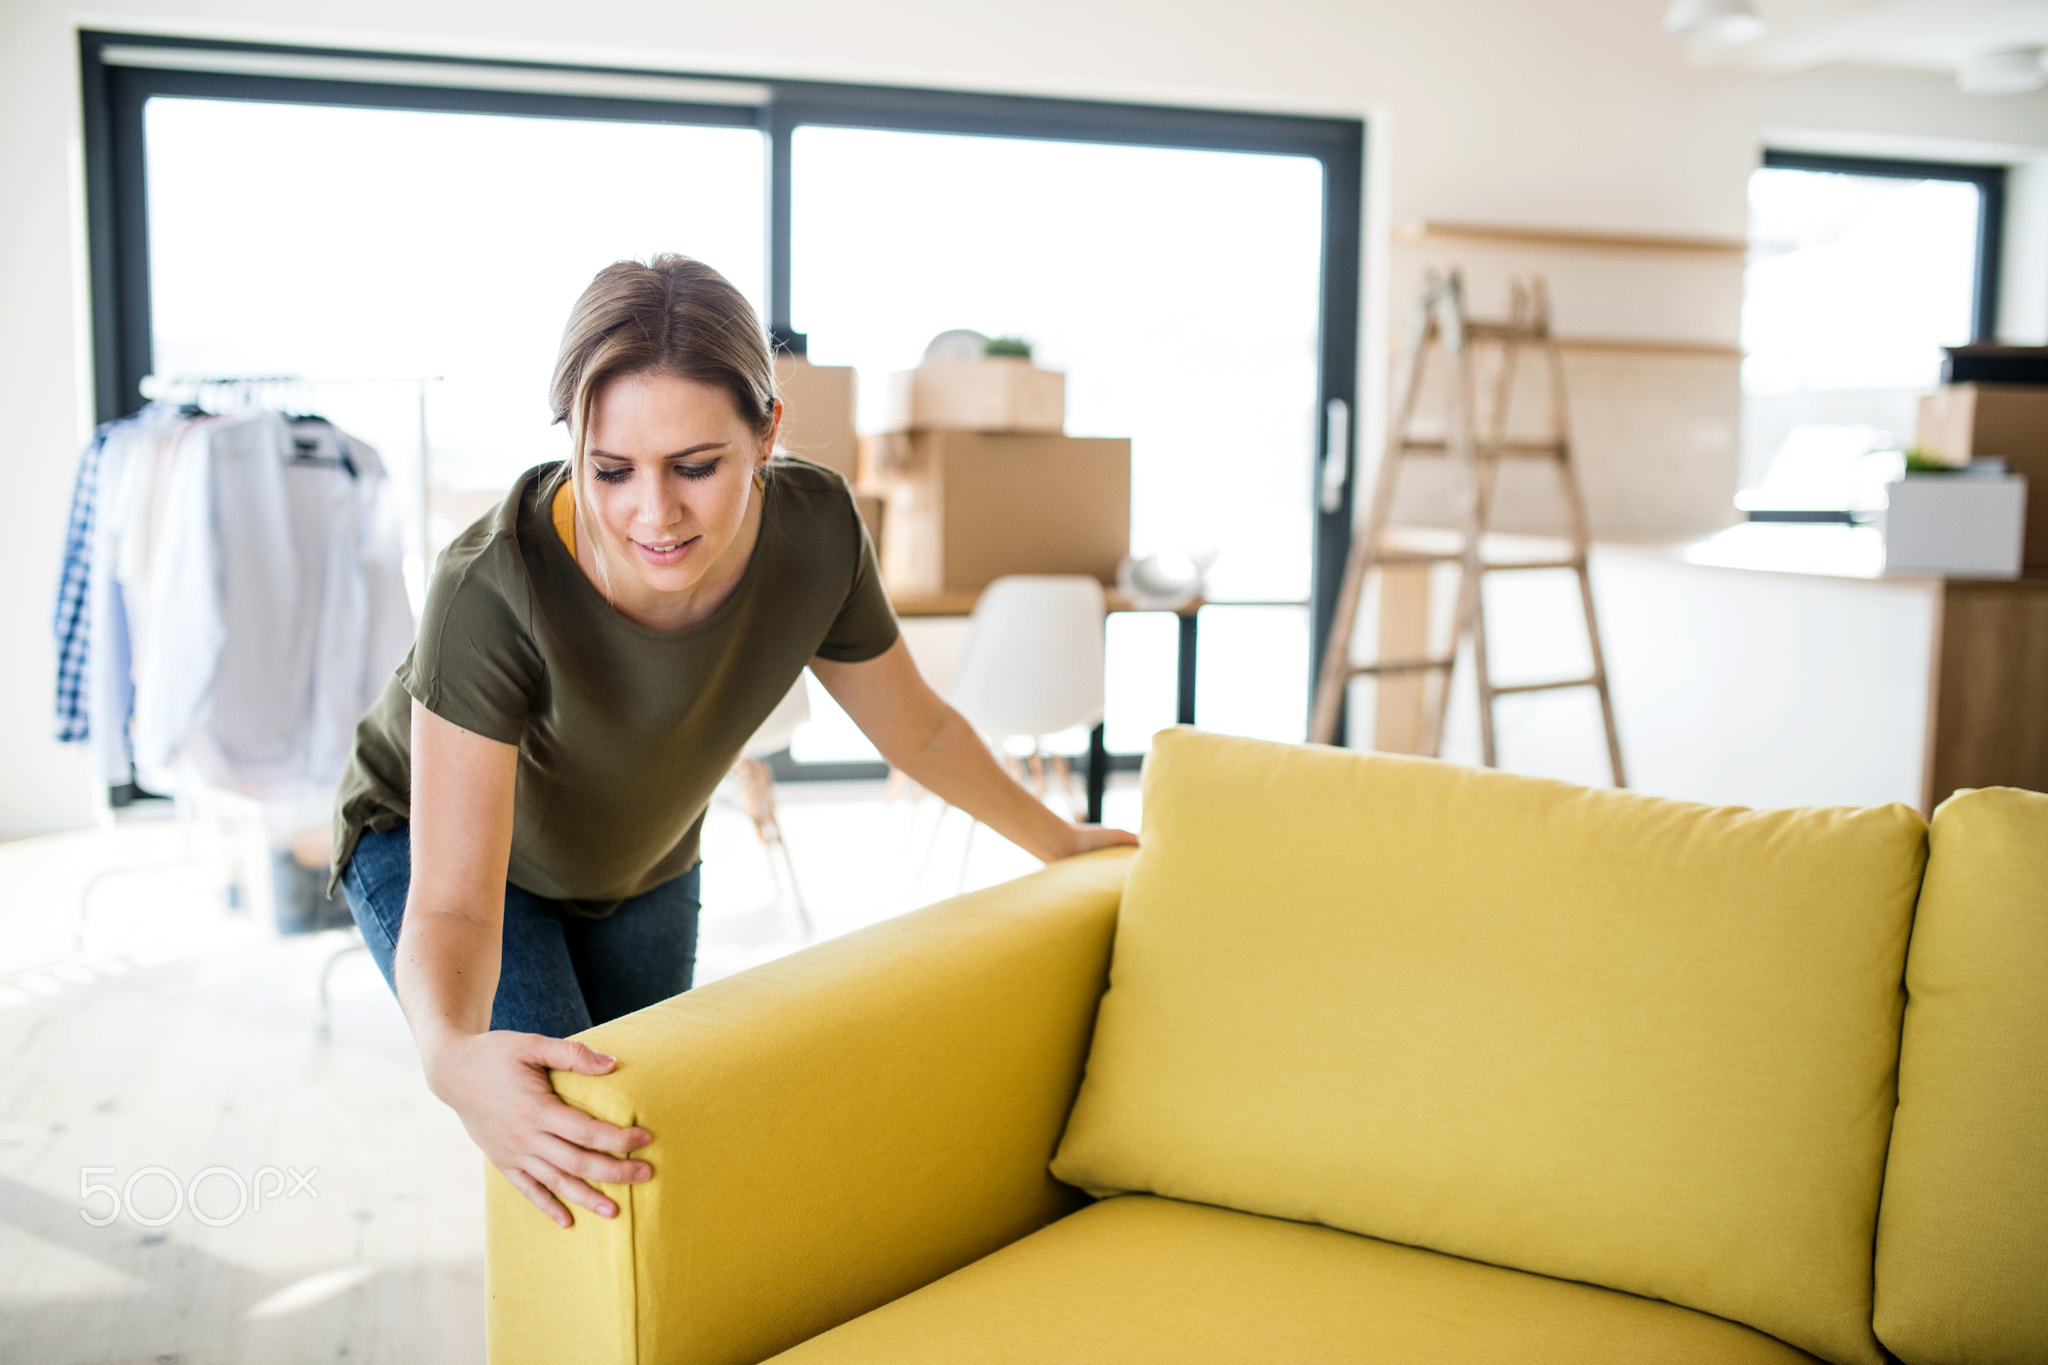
[814, 501, 900, 664]
[399, 554, 540, 745]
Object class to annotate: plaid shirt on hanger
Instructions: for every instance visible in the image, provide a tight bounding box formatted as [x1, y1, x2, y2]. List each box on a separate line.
[52, 424, 109, 743]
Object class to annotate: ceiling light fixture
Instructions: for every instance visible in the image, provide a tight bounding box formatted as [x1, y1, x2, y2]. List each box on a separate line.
[1958, 48, 2046, 96]
[1662, 0, 1767, 45]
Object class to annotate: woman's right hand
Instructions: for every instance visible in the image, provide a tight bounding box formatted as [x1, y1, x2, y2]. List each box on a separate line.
[423, 1030, 653, 1228]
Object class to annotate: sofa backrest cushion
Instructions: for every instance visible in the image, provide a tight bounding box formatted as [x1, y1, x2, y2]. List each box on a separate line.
[1053, 729, 1926, 1365]
[1874, 786, 2048, 1365]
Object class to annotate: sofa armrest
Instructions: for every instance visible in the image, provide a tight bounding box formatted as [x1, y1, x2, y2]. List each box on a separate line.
[485, 846, 1134, 1365]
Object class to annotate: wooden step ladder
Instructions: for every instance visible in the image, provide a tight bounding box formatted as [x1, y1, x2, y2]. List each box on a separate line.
[1310, 270, 1626, 786]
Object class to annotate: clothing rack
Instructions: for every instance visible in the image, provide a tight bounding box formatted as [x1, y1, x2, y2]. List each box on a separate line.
[114, 374, 442, 1023]
[137, 373, 444, 594]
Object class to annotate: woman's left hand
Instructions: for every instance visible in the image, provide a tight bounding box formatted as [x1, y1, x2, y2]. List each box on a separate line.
[1053, 823, 1140, 860]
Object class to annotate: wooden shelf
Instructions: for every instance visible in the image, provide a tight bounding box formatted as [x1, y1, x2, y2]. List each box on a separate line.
[1395, 219, 1748, 257]
[1555, 336, 1743, 358]
[1384, 334, 1743, 359]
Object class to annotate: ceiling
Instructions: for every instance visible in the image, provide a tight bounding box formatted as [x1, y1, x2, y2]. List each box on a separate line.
[1697, 0, 2048, 76]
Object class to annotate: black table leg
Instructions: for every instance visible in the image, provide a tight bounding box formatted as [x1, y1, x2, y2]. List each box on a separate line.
[1176, 608, 1200, 727]
[1085, 723, 1109, 824]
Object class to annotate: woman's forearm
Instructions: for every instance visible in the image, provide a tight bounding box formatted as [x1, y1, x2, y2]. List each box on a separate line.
[403, 698, 521, 1066]
[811, 639, 1129, 863]
[395, 902, 503, 1067]
[888, 705, 1077, 862]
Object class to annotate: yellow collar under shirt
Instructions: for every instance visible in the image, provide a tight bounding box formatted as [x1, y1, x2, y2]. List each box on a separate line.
[551, 481, 577, 557]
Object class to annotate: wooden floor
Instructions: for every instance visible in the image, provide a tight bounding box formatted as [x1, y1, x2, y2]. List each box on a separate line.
[0, 777, 1138, 1364]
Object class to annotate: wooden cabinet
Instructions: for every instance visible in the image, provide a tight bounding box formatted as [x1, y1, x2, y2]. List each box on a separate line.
[1928, 574, 2048, 807]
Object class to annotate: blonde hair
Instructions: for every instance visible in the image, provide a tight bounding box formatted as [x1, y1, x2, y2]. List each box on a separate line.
[548, 254, 778, 597]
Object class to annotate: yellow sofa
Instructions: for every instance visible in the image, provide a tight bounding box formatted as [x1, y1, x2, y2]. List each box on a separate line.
[486, 729, 2048, 1365]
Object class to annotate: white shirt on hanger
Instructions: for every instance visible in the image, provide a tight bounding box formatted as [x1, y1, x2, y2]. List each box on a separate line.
[132, 410, 413, 797]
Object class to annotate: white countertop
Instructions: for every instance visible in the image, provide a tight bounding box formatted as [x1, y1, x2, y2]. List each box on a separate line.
[1600, 523, 1942, 584]
[1394, 522, 2034, 585]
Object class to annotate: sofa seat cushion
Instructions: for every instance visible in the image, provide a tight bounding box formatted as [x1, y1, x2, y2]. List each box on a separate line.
[768, 1195, 1818, 1364]
[1054, 730, 1925, 1365]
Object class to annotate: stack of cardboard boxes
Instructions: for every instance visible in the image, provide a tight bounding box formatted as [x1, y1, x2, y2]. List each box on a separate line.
[776, 347, 1131, 599]
[1888, 345, 2047, 578]
[1916, 362, 2048, 564]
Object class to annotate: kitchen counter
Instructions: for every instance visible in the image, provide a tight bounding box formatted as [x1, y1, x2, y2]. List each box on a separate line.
[1371, 523, 2046, 812]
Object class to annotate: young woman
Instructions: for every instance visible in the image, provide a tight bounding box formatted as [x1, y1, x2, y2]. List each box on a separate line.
[332, 255, 1135, 1229]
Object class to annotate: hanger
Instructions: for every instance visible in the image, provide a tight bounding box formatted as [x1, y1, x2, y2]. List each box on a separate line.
[286, 413, 355, 478]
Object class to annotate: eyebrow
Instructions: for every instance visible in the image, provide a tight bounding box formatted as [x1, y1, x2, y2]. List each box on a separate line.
[588, 443, 730, 461]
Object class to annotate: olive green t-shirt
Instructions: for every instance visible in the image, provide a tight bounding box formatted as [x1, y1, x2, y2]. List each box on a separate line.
[331, 457, 898, 903]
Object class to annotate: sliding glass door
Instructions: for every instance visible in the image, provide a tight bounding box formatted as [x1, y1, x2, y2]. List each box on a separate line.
[787, 126, 1325, 755]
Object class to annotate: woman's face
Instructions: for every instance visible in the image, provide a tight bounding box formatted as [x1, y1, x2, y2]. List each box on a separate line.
[580, 369, 777, 606]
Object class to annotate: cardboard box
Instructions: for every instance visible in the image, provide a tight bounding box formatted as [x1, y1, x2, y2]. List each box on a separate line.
[884, 358, 1065, 433]
[1879, 472, 2027, 578]
[1917, 383, 2048, 564]
[774, 355, 858, 479]
[866, 430, 1129, 595]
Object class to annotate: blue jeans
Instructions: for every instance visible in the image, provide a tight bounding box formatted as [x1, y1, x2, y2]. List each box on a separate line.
[340, 823, 701, 1037]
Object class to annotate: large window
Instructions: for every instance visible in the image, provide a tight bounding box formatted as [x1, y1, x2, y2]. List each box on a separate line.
[1737, 150, 2004, 515]
[147, 103, 766, 455]
[83, 33, 1363, 764]
[144, 96, 764, 594]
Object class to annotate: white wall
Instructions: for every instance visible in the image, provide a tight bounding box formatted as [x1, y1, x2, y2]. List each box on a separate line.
[5, 0, 2048, 833]
[2001, 154, 2048, 345]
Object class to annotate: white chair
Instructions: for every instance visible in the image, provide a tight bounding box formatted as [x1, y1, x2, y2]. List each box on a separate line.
[952, 575, 1108, 746]
[936, 576, 1106, 875]
[733, 676, 812, 937]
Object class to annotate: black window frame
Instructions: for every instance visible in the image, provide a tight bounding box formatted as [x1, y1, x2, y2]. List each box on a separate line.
[79, 29, 1366, 754]
[1761, 148, 2007, 343]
